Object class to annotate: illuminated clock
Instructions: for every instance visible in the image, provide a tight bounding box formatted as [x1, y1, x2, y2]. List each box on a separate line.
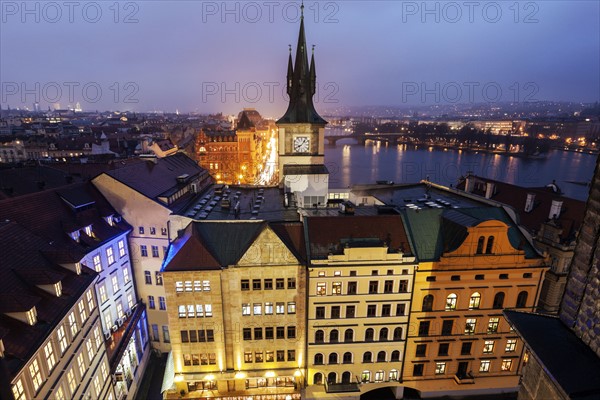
[293, 136, 310, 153]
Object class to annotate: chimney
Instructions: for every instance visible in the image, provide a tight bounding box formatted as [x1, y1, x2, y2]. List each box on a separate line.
[524, 193, 535, 212]
[549, 200, 563, 219]
[485, 182, 495, 199]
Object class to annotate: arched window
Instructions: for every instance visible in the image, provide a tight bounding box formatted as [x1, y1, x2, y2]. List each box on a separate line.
[486, 236, 495, 254]
[377, 351, 386, 362]
[314, 353, 323, 365]
[469, 292, 481, 309]
[330, 329, 339, 343]
[476, 236, 485, 254]
[344, 329, 354, 342]
[391, 350, 401, 362]
[446, 293, 458, 310]
[327, 372, 336, 384]
[493, 292, 505, 309]
[328, 353, 338, 364]
[365, 328, 374, 342]
[379, 328, 389, 341]
[422, 294, 434, 311]
[393, 327, 403, 341]
[363, 352, 372, 363]
[313, 373, 323, 385]
[342, 371, 351, 384]
[315, 330, 324, 343]
[516, 291, 528, 308]
[343, 352, 353, 364]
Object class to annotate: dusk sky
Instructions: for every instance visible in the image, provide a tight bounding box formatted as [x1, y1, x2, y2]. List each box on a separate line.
[1, 1, 599, 117]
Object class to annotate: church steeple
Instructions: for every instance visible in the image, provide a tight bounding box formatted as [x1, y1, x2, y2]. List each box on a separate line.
[277, 1, 326, 125]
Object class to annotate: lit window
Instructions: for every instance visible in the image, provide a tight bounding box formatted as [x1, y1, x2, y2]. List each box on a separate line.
[465, 318, 477, 335]
[276, 302, 285, 314]
[265, 302, 273, 314]
[435, 362, 446, 375]
[253, 303, 262, 315]
[68, 312, 78, 337]
[175, 281, 184, 292]
[86, 290, 94, 311]
[93, 376, 101, 396]
[184, 281, 192, 291]
[469, 292, 481, 309]
[57, 326, 68, 354]
[505, 339, 517, 352]
[84, 225, 92, 236]
[155, 272, 163, 285]
[127, 292, 134, 309]
[54, 281, 62, 297]
[483, 340, 495, 354]
[86, 338, 94, 361]
[205, 304, 212, 317]
[316, 282, 326, 296]
[112, 274, 119, 293]
[44, 342, 56, 371]
[446, 293, 457, 310]
[123, 267, 130, 283]
[99, 285, 108, 303]
[12, 379, 25, 400]
[94, 326, 102, 349]
[332, 282, 342, 295]
[118, 240, 126, 257]
[203, 280, 211, 291]
[191, 304, 198, 317]
[67, 368, 77, 394]
[487, 317, 500, 333]
[288, 302, 296, 314]
[116, 302, 124, 319]
[242, 303, 251, 316]
[29, 359, 42, 392]
[93, 254, 101, 272]
[479, 360, 491, 372]
[501, 359, 513, 371]
[106, 246, 115, 265]
[55, 386, 65, 400]
[178, 305, 186, 318]
[77, 352, 86, 378]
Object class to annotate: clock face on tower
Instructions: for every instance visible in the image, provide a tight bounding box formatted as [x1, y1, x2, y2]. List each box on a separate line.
[293, 136, 310, 153]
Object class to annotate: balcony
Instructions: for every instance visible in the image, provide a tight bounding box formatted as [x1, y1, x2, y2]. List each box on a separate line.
[454, 372, 475, 385]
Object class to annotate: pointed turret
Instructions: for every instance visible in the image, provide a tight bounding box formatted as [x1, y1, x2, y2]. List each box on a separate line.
[277, 2, 326, 125]
[287, 45, 294, 95]
[310, 45, 316, 95]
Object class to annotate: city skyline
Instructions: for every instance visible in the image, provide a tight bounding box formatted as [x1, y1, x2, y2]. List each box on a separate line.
[1, 1, 599, 117]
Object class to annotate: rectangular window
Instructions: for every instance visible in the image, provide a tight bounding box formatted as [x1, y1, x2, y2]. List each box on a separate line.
[162, 326, 170, 343]
[461, 341, 472, 355]
[192, 304, 199, 317]
[255, 352, 264, 363]
[155, 272, 163, 285]
[316, 306, 325, 319]
[241, 279, 250, 290]
[276, 327, 285, 339]
[415, 344, 427, 357]
[276, 278, 284, 289]
[161, 227, 168, 235]
[29, 359, 42, 392]
[487, 317, 500, 334]
[316, 282, 326, 296]
[253, 303, 262, 315]
[151, 245, 159, 258]
[242, 303, 251, 316]
[265, 351, 274, 362]
[413, 364, 424, 377]
[287, 278, 296, 289]
[254, 327, 263, 340]
[253, 279, 261, 290]
[189, 330, 197, 342]
[465, 318, 477, 335]
[106, 246, 115, 265]
[367, 304, 377, 317]
[86, 290, 94, 311]
[265, 327, 274, 340]
[287, 326, 296, 339]
[198, 330, 206, 342]
[288, 350, 296, 361]
[438, 343, 450, 356]
[264, 279, 273, 290]
[347, 281, 357, 295]
[151, 324, 159, 341]
[12, 379, 25, 400]
[150, 227, 156, 235]
[277, 350, 285, 362]
[483, 340, 495, 354]
[243, 328, 252, 340]
[265, 302, 273, 315]
[139, 227, 144, 234]
[176, 281, 183, 292]
[93, 254, 101, 272]
[184, 281, 193, 291]
[57, 326, 68, 353]
[178, 305, 186, 318]
[287, 302, 296, 314]
[369, 280, 378, 294]
[332, 281, 342, 295]
[112, 274, 119, 293]
[206, 329, 215, 342]
[381, 304, 391, 317]
[396, 303, 406, 316]
[479, 360, 491, 372]
[346, 305, 356, 318]
[203, 280, 210, 291]
[331, 306, 340, 319]
[384, 280, 394, 293]
[127, 292, 134, 309]
[244, 352, 253, 363]
[123, 267, 130, 283]
[144, 271, 152, 284]
[148, 296, 155, 309]
[435, 362, 446, 375]
[276, 302, 285, 314]
[505, 339, 517, 352]
[159, 296, 166, 310]
[99, 284, 108, 304]
[398, 280, 409, 293]
[181, 330, 189, 343]
[44, 342, 56, 371]
[205, 304, 213, 317]
[118, 240, 126, 257]
[442, 319, 454, 335]
[501, 359, 513, 371]
[67, 368, 77, 395]
[418, 321, 430, 336]
[140, 245, 148, 257]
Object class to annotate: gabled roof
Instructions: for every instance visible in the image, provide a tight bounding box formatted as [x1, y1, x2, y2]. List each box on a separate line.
[101, 153, 208, 201]
[237, 111, 255, 131]
[305, 215, 412, 260]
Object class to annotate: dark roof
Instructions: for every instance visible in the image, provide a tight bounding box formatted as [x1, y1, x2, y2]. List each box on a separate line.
[0, 222, 98, 377]
[0, 182, 131, 260]
[305, 215, 412, 259]
[163, 221, 305, 271]
[102, 153, 208, 202]
[237, 111, 255, 130]
[0, 166, 85, 199]
[457, 175, 585, 243]
[283, 164, 329, 175]
[504, 310, 600, 400]
[270, 222, 307, 262]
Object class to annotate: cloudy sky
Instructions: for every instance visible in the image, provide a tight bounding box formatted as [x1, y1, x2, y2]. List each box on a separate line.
[1, 1, 598, 117]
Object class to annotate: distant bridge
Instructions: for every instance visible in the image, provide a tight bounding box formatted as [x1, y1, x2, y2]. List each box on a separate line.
[324, 132, 408, 145]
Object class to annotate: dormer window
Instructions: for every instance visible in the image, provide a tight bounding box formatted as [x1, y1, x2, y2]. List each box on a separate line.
[105, 215, 114, 226]
[26, 307, 37, 325]
[70, 230, 80, 242]
[54, 281, 62, 297]
[84, 225, 93, 236]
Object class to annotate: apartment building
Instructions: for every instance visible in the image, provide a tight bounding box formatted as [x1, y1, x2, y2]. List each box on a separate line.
[161, 220, 305, 399]
[93, 153, 212, 353]
[303, 214, 417, 399]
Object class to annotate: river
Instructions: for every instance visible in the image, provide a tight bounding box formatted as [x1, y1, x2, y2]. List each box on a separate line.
[323, 137, 598, 202]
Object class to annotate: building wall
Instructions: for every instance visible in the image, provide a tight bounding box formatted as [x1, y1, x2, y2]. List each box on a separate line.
[306, 247, 416, 392]
[517, 353, 568, 400]
[403, 219, 547, 397]
[10, 288, 114, 400]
